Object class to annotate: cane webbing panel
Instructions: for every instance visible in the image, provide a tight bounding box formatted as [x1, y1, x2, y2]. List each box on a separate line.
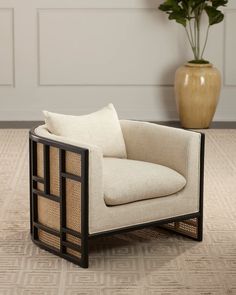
[31, 136, 87, 267]
[66, 248, 81, 259]
[36, 143, 44, 178]
[66, 179, 81, 232]
[38, 229, 60, 250]
[49, 147, 60, 197]
[66, 234, 81, 246]
[163, 218, 198, 238]
[38, 196, 60, 230]
[37, 182, 44, 192]
[65, 151, 81, 176]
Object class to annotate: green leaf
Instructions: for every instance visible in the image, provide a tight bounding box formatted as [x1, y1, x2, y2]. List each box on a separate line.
[159, 3, 173, 12]
[181, 0, 189, 11]
[204, 6, 224, 25]
[158, 0, 181, 13]
[211, 0, 228, 8]
[168, 10, 187, 26]
[159, 0, 189, 26]
[165, 0, 182, 11]
[190, 0, 206, 13]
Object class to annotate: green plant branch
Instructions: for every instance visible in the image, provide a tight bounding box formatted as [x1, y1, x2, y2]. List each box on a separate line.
[158, 0, 228, 62]
[194, 19, 197, 55]
[188, 19, 195, 52]
[185, 27, 197, 59]
[197, 19, 200, 59]
[201, 25, 210, 59]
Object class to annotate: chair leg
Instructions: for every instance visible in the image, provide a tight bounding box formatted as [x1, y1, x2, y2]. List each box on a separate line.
[160, 215, 203, 241]
[160, 134, 205, 242]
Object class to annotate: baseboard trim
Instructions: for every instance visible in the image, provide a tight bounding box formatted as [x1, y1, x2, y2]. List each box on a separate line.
[151, 121, 236, 129]
[0, 121, 236, 129]
[0, 121, 44, 129]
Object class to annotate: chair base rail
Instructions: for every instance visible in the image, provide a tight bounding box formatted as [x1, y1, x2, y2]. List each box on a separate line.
[31, 213, 203, 268]
[159, 216, 203, 241]
[88, 212, 202, 240]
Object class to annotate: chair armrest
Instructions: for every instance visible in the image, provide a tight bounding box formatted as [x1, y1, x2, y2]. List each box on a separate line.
[33, 124, 104, 221]
[120, 120, 203, 179]
[30, 125, 103, 267]
[34, 124, 103, 153]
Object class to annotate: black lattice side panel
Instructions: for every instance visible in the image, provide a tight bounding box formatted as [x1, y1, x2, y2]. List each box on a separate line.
[29, 135, 89, 268]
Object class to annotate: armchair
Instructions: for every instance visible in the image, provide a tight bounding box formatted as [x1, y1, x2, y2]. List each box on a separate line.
[29, 120, 204, 268]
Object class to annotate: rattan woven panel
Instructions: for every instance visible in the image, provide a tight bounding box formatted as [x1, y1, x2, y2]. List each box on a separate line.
[38, 229, 60, 250]
[38, 196, 60, 231]
[66, 234, 81, 246]
[37, 182, 44, 192]
[65, 151, 81, 176]
[49, 147, 60, 196]
[66, 248, 81, 259]
[163, 218, 198, 239]
[30, 132, 88, 268]
[36, 143, 44, 178]
[66, 179, 81, 233]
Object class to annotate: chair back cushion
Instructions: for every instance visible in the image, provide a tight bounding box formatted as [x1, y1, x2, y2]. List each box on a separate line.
[43, 104, 127, 158]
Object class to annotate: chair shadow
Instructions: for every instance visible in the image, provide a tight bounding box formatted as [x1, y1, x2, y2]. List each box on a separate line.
[89, 227, 198, 271]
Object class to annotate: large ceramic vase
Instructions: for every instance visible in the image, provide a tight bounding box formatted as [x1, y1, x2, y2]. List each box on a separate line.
[175, 63, 221, 129]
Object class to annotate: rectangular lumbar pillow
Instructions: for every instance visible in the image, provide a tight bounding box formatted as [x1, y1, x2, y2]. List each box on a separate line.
[43, 104, 127, 158]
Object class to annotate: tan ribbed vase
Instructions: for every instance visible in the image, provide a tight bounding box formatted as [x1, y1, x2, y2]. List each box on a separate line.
[175, 63, 221, 129]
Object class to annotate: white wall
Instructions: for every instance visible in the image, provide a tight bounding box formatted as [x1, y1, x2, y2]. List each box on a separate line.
[0, 0, 235, 121]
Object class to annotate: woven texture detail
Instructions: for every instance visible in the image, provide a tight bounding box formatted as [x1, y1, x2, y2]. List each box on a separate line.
[162, 218, 198, 238]
[35, 143, 82, 258]
[66, 234, 81, 246]
[36, 143, 44, 178]
[66, 179, 81, 232]
[38, 196, 60, 231]
[66, 248, 81, 259]
[66, 151, 81, 176]
[37, 182, 44, 192]
[38, 229, 60, 250]
[49, 147, 60, 196]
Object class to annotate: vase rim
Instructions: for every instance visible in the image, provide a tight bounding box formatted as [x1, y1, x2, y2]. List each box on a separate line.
[186, 62, 213, 68]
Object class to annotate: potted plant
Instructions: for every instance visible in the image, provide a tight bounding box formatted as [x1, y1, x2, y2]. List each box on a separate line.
[159, 0, 228, 128]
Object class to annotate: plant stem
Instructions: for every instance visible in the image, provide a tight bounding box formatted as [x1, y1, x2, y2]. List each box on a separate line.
[189, 19, 195, 50]
[194, 19, 197, 55]
[195, 19, 200, 60]
[201, 25, 210, 59]
[185, 26, 197, 59]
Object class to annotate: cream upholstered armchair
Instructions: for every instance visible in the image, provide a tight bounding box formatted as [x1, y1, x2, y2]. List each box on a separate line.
[29, 104, 205, 268]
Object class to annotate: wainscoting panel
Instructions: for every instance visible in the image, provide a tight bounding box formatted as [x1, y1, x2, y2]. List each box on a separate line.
[38, 8, 187, 86]
[0, 0, 235, 121]
[0, 8, 14, 86]
[224, 9, 236, 86]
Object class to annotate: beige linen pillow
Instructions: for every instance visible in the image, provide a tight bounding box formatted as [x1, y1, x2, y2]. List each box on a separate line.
[43, 104, 127, 158]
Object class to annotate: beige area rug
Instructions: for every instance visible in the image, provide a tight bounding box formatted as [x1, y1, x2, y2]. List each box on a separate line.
[0, 129, 236, 295]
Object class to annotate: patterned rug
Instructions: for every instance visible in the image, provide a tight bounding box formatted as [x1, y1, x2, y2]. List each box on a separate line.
[0, 129, 236, 295]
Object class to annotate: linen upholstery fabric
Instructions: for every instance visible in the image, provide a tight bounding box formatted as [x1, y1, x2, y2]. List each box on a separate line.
[35, 121, 201, 234]
[103, 158, 186, 206]
[43, 104, 127, 158]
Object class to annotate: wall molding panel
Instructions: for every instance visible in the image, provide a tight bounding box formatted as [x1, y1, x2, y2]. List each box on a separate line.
[37, 8, 185, 86]
[0, 0, 235, 121]
[224, 9, 236, 87]
[0, 8, 15, 86]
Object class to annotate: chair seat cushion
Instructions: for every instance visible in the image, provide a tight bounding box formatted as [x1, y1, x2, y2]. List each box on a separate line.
[103, 158, 186, 206]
